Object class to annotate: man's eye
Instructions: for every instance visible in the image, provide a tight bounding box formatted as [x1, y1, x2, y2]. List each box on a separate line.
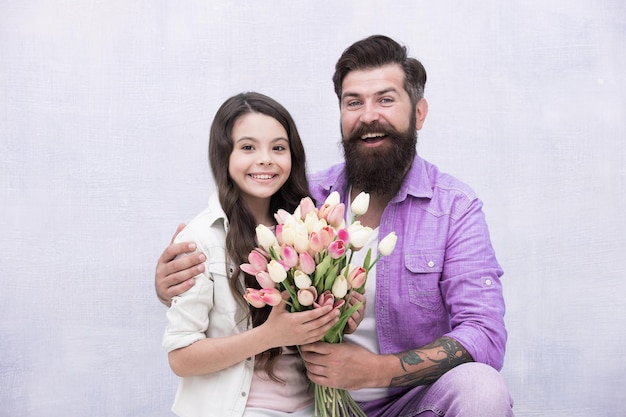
[381, 97, 393, 103]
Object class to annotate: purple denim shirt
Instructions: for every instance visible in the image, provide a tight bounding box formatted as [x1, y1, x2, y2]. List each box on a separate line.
[308, 155, 507, 370]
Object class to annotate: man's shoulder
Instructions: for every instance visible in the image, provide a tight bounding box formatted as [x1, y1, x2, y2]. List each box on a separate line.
[420, 158, 478, 200]
[308, 162, 345, 183]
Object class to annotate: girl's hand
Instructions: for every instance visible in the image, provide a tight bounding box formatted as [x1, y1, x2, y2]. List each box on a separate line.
[262, 298, 339, 346]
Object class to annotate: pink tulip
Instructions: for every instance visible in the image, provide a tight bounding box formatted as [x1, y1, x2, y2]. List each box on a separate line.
[274, 209, 290, 225]
[297, 286, 318, 307]
[299, 197, 316, 220]
[243, 288, 266, 308]
[319, 226, 335, 247]
[240, 263, 257, 276]
[298, 251, 316, 275]
[308, 232, 324, 254]
[314, 290, 345, 310]
[255, 271, 275, 289]
[260, 288, 283, 306]
[337, 228, 349, 245]
[346, 265, 367, 289]
[275, 224, 284, 245]
[281, 245, 299, 268]
[328, 240, 346, 259]
[241, 249, 268, 276]
[250, 249, 268, 271]
[326, 203, 345, 229]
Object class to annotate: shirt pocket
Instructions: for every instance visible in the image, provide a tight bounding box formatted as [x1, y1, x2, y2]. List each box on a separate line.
[207, 263, 240, 315]
[405, 250, 445, 311]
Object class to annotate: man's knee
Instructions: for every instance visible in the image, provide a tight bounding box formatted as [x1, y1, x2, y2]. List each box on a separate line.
[436, 363, 514, 416]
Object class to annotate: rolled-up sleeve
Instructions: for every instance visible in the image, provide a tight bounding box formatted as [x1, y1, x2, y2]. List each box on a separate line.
[162, 272, 213, 352]
[441, 197, 507, 370]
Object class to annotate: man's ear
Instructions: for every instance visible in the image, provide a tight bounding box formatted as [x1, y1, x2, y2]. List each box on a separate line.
[415, 98, 428, 130]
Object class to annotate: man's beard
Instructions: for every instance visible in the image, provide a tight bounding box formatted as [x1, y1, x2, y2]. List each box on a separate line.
[342, 118, 417, 195]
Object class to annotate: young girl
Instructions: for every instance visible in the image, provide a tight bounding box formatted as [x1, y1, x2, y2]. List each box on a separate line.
[162, 92, 340, 417]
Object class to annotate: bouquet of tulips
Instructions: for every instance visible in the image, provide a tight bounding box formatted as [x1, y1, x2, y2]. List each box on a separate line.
[241, 191, 397, 417]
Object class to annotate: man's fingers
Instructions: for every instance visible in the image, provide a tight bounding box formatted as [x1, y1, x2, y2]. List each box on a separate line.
[159, 241, 197, 264]
[163, 253, 205, 283]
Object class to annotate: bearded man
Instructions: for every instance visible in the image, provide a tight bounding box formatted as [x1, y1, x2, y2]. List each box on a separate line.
[156, 35, 514, 417]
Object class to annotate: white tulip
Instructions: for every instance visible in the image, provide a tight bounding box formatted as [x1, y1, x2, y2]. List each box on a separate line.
[294, 270, 312, 289]
[331, 275, 348, 299]
[256, 224, 277, 251]
[348, 221, 373, 249]
[351, 192, 370, 216]
[324, 191, 341, 206]
[267, 260, 287, 283]
[378, 232, 397, 256]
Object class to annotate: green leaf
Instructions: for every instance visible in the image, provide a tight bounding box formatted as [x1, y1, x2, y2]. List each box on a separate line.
[313, 255, 333, 287]
[322, 301, 363, 343]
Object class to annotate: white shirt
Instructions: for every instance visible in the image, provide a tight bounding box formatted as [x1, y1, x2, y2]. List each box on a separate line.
[163, 193, 254, 417]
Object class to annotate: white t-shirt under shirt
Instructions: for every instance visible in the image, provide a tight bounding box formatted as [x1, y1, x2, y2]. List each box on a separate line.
[343, 199, 389, 402]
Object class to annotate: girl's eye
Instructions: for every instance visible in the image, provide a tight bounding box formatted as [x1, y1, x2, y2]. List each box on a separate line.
[241, 144, 254, 151]
[273, 145, 287, 152]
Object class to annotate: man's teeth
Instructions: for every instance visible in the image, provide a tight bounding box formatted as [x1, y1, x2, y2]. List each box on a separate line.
[251, 174, 273, 180]
[361, 133, 385, 140]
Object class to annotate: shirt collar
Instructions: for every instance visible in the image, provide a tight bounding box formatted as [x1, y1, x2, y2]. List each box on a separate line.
[312, 154, 433, 203]
[207, 193, 229, 231]
[392, 154, 433, 203]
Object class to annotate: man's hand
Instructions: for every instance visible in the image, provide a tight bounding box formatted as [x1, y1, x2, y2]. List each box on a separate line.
[300, 341, 382, 390]
[155, 224, 205, 306]
[344, 291, 366, 334]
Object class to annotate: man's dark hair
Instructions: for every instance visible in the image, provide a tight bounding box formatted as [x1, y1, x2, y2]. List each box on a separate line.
[332, 35, 427, 108]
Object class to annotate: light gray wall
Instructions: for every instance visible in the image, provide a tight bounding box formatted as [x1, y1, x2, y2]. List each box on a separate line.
[1, 1, 624, 416]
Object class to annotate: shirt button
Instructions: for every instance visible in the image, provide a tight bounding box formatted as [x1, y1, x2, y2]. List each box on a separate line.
[241, 391, 247, 397]
[427, 261, 435, 268]
[485, 279, 492, 286]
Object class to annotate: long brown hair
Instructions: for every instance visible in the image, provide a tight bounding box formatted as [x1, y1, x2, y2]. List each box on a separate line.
[208, 92, 310, 379]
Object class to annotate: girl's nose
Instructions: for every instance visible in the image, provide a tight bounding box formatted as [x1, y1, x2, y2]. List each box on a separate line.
[258, 154, 273, 165]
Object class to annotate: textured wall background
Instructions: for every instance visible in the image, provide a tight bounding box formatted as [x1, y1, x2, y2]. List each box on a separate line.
[1, 1, 625, 416]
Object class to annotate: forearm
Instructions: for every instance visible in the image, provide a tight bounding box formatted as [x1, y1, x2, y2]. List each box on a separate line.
[377, 337, 474, 387]
[168, 326, 273, 377]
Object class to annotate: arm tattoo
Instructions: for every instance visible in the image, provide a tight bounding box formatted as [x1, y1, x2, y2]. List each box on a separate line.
[390, 337, 473, 387]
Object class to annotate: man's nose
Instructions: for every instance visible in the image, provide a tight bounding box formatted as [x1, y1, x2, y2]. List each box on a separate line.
[359, 103, 380, 124]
